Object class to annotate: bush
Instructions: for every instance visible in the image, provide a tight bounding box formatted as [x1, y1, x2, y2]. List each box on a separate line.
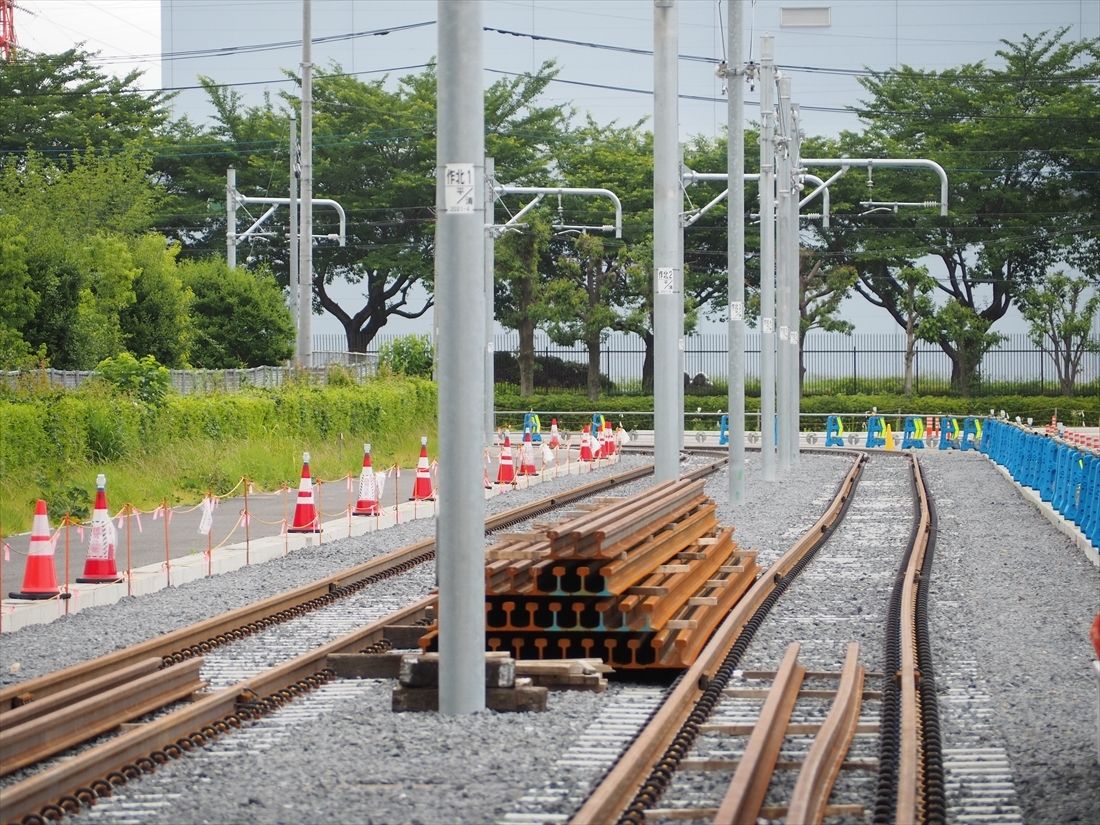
[493, 351, 613, 392]
[94, 353, 170, 406]
[378, 335, 433, 377]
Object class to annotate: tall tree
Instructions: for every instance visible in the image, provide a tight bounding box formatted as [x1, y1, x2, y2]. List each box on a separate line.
[1017, 273, 1100, 395]
[495, 213, 555, 397]
[837, 29, 1100, 391]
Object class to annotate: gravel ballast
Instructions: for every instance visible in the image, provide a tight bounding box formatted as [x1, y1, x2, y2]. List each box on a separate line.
[3, 449, 1096, 825]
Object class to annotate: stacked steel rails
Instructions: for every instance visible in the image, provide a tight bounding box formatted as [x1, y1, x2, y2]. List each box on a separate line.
[571, 451, 946, 825]
[1, 456, 738, 825]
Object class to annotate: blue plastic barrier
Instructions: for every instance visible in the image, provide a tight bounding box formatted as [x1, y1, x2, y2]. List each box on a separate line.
[959, 417, 981, 451]
[718, 414, 729, 446]
[825, 415, 845, 447]
[523, 412, 542, 443]
[980, 419, 1098, 553]
[938, 416, 958, 450]
[866, 415, 886, 448]
[901, 416, 925, 449]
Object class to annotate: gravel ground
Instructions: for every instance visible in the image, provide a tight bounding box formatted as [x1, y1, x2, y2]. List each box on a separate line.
[5, 447, 1097, 825]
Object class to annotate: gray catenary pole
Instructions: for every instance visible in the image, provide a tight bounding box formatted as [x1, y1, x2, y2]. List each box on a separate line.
[297, 0, 313, 369]
[789, 103, 803, 466]
[436, 0, 486, 715]
[288, 113, 300, 332]
[758, 34, 777, 482]
[727, 0, 746, 506]
[484, 157, 496, 448]
[653, 0, 680, 482]
[776, 72, 792, 475]
[226, 165, 236, 268]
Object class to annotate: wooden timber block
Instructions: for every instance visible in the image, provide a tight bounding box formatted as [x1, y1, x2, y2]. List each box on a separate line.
[327, 652, 405, 679]
[398, 653, 516, 688]
[384, 624, 434, 649]
[392, 685, 548, 713]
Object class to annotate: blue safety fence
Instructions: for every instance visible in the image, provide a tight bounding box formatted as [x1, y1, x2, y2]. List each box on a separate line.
[980, 419, 1099, 555]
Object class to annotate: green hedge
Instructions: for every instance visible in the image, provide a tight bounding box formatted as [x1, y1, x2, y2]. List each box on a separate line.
[495, 389, 1100, 431]
[0, 378, 436, 477]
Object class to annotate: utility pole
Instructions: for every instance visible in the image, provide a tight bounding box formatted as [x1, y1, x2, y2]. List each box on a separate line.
[288, 113, 300, 332]
[436, 0, 486, 715]
[789, 103, 803, 466]
[297, 0, 313, 369]
[484, 157, 496, 447]
[776, 73, 792, 475]
[653, 0, 680, 482]
[726, 0, 746, 506]
[226, 166, 237, 268]
[758, 34, 777, 482]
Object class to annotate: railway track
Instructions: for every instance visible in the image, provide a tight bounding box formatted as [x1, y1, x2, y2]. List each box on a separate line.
[567, 451, 947, 825]
[1, 454, 733, 825]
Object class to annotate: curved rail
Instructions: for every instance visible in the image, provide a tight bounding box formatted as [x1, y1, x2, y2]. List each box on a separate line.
[571, 451, 867, 824]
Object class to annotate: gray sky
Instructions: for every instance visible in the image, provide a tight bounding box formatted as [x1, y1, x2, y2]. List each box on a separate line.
[15, 1, 1100, 337]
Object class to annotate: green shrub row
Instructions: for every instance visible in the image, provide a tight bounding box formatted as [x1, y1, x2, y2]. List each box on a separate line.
[495, 389, 1100, 432]
[0, 378, 436, 475]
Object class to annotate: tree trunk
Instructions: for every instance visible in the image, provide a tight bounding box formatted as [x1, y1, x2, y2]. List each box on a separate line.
[345, 325, 376, 353]
[641, 330, 654, 394]
[903, 323, 916, 397]
[518, 319, 535, 397]
[949, 343, 980, 396]
[585, 333, 602, 402]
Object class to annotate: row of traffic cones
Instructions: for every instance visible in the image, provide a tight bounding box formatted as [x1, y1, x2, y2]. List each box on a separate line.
[8, 474, 119, 600]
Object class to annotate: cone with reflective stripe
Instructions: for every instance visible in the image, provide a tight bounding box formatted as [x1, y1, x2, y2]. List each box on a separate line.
[579, 424, 595, 462]
[603, 421, 617, 457]
[547, 418, 562, 449]
[517, 429, 539, 476]
[411, 436, 435, 500]
[10, 500, 67, 599]
[288, 452, 321, 533]
[353, 443, 382, 516]
[495, 431, 516, 484]
[77, 474, 123, 583]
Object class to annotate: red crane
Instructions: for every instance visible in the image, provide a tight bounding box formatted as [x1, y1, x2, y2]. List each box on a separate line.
[0, 0, 15, 62]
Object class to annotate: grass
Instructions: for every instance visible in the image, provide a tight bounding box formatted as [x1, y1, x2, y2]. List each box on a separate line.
[0, 428, 433, 536]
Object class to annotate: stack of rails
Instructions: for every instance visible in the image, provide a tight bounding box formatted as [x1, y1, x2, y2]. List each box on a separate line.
[421, 479, 759, 669]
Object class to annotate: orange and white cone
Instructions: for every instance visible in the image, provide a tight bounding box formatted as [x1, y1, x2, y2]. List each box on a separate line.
[78, 474, 122, 583]
[603, 421, 616, 457]
[496, 431, 516, 484]
[517, 429, 539, 476]
[353, 443, 382, 516]
[288, 452, 321, 533]
[547, 418, 562, 449]
[9, 500, 66, 600]
[579, 424, 595, 462]
[411, 436, 435, 500]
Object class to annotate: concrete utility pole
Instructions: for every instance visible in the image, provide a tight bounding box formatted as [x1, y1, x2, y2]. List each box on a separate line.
[726, 0, 746, 506]
[653, 0, 680, 482]
[484, 157, 496, 448]
[288, 113, 300, 330]
[226, 166, 236, 268]
[776, 73, 792, 476]
[298, 0, 313, 369]
[758, 34, 777, 482]
[435, 0, 486, 715]
[788, 103, 803, 466]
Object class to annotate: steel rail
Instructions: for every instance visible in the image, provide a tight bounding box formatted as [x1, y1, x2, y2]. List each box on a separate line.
[570, 451, 866, 825]
[714, 642, 806, 824]
[896, 456, 932, 824]
[0, 462, 658, 713]
[786, 641, 865, 825]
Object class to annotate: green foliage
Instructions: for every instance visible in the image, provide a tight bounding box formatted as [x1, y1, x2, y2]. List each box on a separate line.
[493, 351, 612, 392]
[94, 353, 171, 407]
[123, 236, 192, 367]
[182, 258, 295, 368]
[377, 335, 434, 378]
[1016, 273, 1100, 396]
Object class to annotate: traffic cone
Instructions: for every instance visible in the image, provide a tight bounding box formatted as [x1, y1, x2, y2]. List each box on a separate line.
[10, 500, 67, 600]
[495, 431, 516, 484]
[579, 424, 595, 462]
[603, 421, 617, 457]
[287, 452, 321, 533]
[353, 444, 382, 516]
[517, 429, 539, 476]
[411, 436, 435, 500]
[548, 418, 562, 449]
[77, 474, 123, 583]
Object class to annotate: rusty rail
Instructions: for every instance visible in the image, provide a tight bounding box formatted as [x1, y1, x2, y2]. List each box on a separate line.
[570, 451, 866, 824]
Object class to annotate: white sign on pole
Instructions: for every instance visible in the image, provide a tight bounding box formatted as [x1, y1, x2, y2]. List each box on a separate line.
[730, 301, 744, 321]
[656, 267, 675, 295]
[444, 163, 476, 213]
[762, 317, 775, 334]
